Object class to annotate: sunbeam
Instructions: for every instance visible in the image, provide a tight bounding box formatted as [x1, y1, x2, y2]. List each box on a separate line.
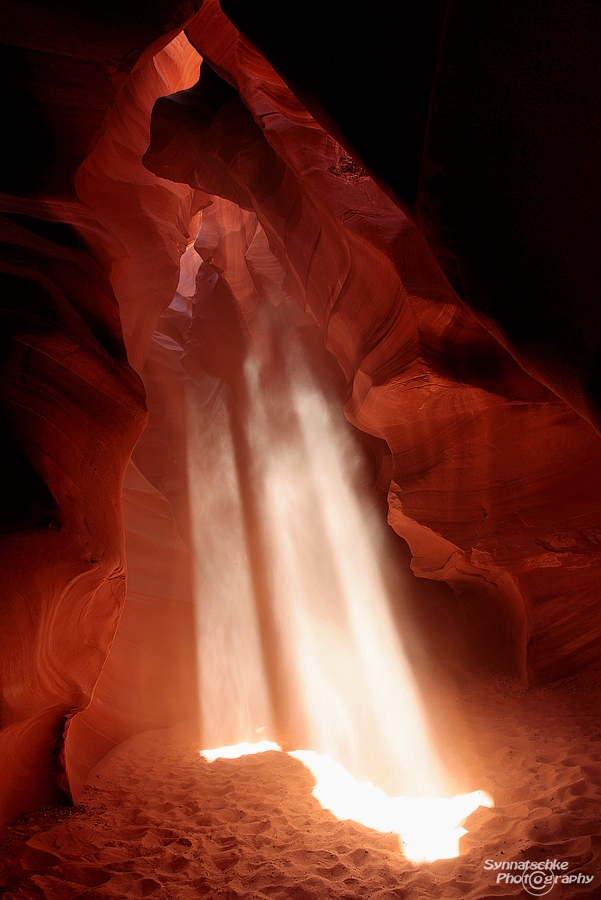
[186, 211, 493, 864]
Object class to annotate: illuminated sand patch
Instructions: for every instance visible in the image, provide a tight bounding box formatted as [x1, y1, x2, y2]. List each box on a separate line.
[201, 742, 494, 863]
[200, 740, 282, 762]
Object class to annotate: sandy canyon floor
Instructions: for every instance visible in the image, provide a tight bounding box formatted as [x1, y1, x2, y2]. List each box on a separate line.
[1, 669, 600, 900]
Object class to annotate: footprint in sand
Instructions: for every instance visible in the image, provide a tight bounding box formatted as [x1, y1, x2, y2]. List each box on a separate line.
[213, 850, 240, 870]
[160, 854, 191, 873]
[138, 876, 162, 896]
[19, 847, 62, 870]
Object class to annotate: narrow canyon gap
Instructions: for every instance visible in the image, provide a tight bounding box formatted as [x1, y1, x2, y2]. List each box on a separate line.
[0, 2, 601, 897]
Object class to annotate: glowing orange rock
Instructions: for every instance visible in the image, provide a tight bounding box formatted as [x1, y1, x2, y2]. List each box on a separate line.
[144, 2, 601, 686]
[0, 5, 201, 823]
[64, 462, 198, 800]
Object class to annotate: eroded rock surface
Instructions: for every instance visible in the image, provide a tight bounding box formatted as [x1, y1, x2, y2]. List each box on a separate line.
[0, 4, 201, 822]
[221, 0, 601, 434]
[2, 0, 601, 827]
[143, 0, 601, 685]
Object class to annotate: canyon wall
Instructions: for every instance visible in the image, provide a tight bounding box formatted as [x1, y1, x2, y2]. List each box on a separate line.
[221, 0, 601, 434]
[0, 3, 201, 822]
[1, 0, 601, 823]
[145, 0, 601, 688]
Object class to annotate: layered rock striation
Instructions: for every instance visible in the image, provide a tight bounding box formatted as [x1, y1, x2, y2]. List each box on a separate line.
[0, 3, 201, 821]
[1, 0, 601, 825]
[221, 0, 601, 434]
[144, 0, 601, 687]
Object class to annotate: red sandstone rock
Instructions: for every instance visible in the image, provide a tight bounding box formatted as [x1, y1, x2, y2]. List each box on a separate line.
[0, 3, 201, 823]
[144, 1, 601, 686]
[219, 0, 601, 434]
[76, 34, 203, 371]
[65, 462, 198, 801]
[2, 0, 601, 831]
[0, 273, 146, 822]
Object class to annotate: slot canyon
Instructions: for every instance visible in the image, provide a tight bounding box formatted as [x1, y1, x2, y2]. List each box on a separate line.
[1, 1, 601, 897]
